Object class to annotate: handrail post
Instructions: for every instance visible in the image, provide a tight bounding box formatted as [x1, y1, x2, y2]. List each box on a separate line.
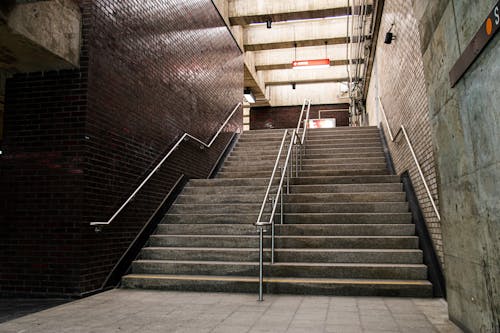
[280, 176, 284, 225]
[258, 226, 264, 301]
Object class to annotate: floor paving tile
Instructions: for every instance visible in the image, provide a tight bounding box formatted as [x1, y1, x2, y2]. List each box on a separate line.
[0, 290, 464, 333]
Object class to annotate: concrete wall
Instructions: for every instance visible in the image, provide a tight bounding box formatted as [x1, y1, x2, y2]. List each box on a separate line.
[365, 0, 443, 265]
[0, 0, 81, 72]
[413, 0, 500, 332]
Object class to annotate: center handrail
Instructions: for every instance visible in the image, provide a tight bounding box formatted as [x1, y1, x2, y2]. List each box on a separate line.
[91, 102, 242, 229]
[255, 129, 296, 301]
[255, 98, 311, 301]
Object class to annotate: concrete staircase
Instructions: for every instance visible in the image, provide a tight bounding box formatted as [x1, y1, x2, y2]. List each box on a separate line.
[122, 127, 433, 297]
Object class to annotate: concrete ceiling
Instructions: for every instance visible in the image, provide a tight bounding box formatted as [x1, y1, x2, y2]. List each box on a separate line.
[222, 0, 374, 106]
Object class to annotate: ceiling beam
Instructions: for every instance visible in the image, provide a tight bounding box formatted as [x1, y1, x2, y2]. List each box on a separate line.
[255, 59, 364, 71]
[245, 36, 369, 51]
[266, 77, 352, 86]
[230, 5, 373, 26]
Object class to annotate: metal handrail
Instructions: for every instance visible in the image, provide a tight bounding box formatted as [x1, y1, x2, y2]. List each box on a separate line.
[90, 102, 242, 229]
[295, 99, 311, 145]
[377, 97, 441, 221]
[255, 129, 296, 301]
[254, 99, 312, 301]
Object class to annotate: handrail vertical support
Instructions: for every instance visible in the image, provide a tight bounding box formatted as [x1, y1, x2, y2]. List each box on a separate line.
[258, 227, 264, 301]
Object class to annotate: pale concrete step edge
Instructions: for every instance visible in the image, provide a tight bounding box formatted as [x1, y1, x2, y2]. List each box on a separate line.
[155, 223, 416, 236]
[162, 212, 412, 224]
[121, 274, 433, 297]
[131, 260, 428, 280]
[139, 247, 424, 264]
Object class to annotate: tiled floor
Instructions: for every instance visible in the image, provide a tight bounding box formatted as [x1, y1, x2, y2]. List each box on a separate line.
[0, 290, 463, 333]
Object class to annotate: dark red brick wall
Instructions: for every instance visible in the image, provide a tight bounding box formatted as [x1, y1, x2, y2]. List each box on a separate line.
[0, 0, 243, 297]
[250, 104, 350, 130]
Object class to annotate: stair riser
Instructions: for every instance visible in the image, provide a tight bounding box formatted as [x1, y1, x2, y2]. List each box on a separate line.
[305, 147, 383, 154]
[122, 277, 432, 297]
[162, 213, 412, 224]
[140, 249, 423, 264]
[175, 194, 265, 205]
[176, 192, 406, 204]
[162, 214, 257, 224]
[286, 193, 406, 203]
[298, 170, 390, 177]
[291, 176, 400, 185]
[156, 224, 416, 236]
[285, 213, 412, 224]
[284, 203, 409, 214]
[303, 152, 384, 159]
[169, 203, 408, 214]
[181, 187, 272, 196]
[218, 169, 390, 178]
[169, 204, 267, 214]
[132, 262, 427, 280]
[148, 236, 418, 249]
[188, 179, 275, 186]
[224, 157, 387, 167]
[235, 139, 382, 148]
[222, 163, 388, 173]
[233, 143, 383, 151]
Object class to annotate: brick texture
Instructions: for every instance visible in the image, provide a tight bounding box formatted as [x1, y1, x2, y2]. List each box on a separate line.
[0, 0, 243, 297]
[366, 0, 443, 265]
[250, 104, 350, 130]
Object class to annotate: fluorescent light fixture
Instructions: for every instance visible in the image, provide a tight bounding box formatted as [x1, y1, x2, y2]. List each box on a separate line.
[292, 59, 330, 70]
[243, 88, 256, 103]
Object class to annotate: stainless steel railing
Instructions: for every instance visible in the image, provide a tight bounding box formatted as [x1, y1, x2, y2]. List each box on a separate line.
[377, 97, 441, 221]
[254, 99, 312, 301]
[90, 102, 242, 231]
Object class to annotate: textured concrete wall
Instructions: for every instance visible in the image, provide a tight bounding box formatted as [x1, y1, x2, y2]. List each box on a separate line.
[413, 0, 500, 332]
[0, 0, 81, 72]
[365, 0, 443, 264]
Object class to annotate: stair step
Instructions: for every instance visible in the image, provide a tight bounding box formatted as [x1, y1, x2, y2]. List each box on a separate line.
[233, 142, 383, 151]
[131, 260, 427, 279]
[169, 202, 408, 214]
[221, 163, 388, 173]
[182, 185, 272, 195]
[291, 176, 400, 185]
[140, 248, 423, 264]
[156, 223, 415, 236]
[224, 157, 387, 168]
[162, 212, 412, 224]
[305, 147, 383, 154]
[148, 235, 419, 249]
[176, 192, 406, 204]
[122, 274, 432, 297]
[298, 169, 390, 177]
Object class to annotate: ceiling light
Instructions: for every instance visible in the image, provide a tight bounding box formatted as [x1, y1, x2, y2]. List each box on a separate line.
[266, 19, 272, 29]
[292, 59, 330, 70]
[243, 88, 256, 103]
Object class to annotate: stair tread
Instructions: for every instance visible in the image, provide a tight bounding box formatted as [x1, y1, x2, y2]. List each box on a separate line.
[133, 260, 426, 268]
[123, 274, 432, 285]
[152, 235, 417, 239]
[144, 247, 422, 253]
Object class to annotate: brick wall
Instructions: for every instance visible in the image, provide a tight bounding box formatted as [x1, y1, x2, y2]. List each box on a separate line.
[365, 0, 443, 265]
[250, 104, 350, 130]
[0, 0, 243, 297]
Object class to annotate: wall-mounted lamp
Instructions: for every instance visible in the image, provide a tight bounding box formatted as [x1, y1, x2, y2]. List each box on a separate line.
[244, 88, 256, 103]
[266, 19, 272, 29]
[384, 23, 396, 44]
[292, 83, 296, 90]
